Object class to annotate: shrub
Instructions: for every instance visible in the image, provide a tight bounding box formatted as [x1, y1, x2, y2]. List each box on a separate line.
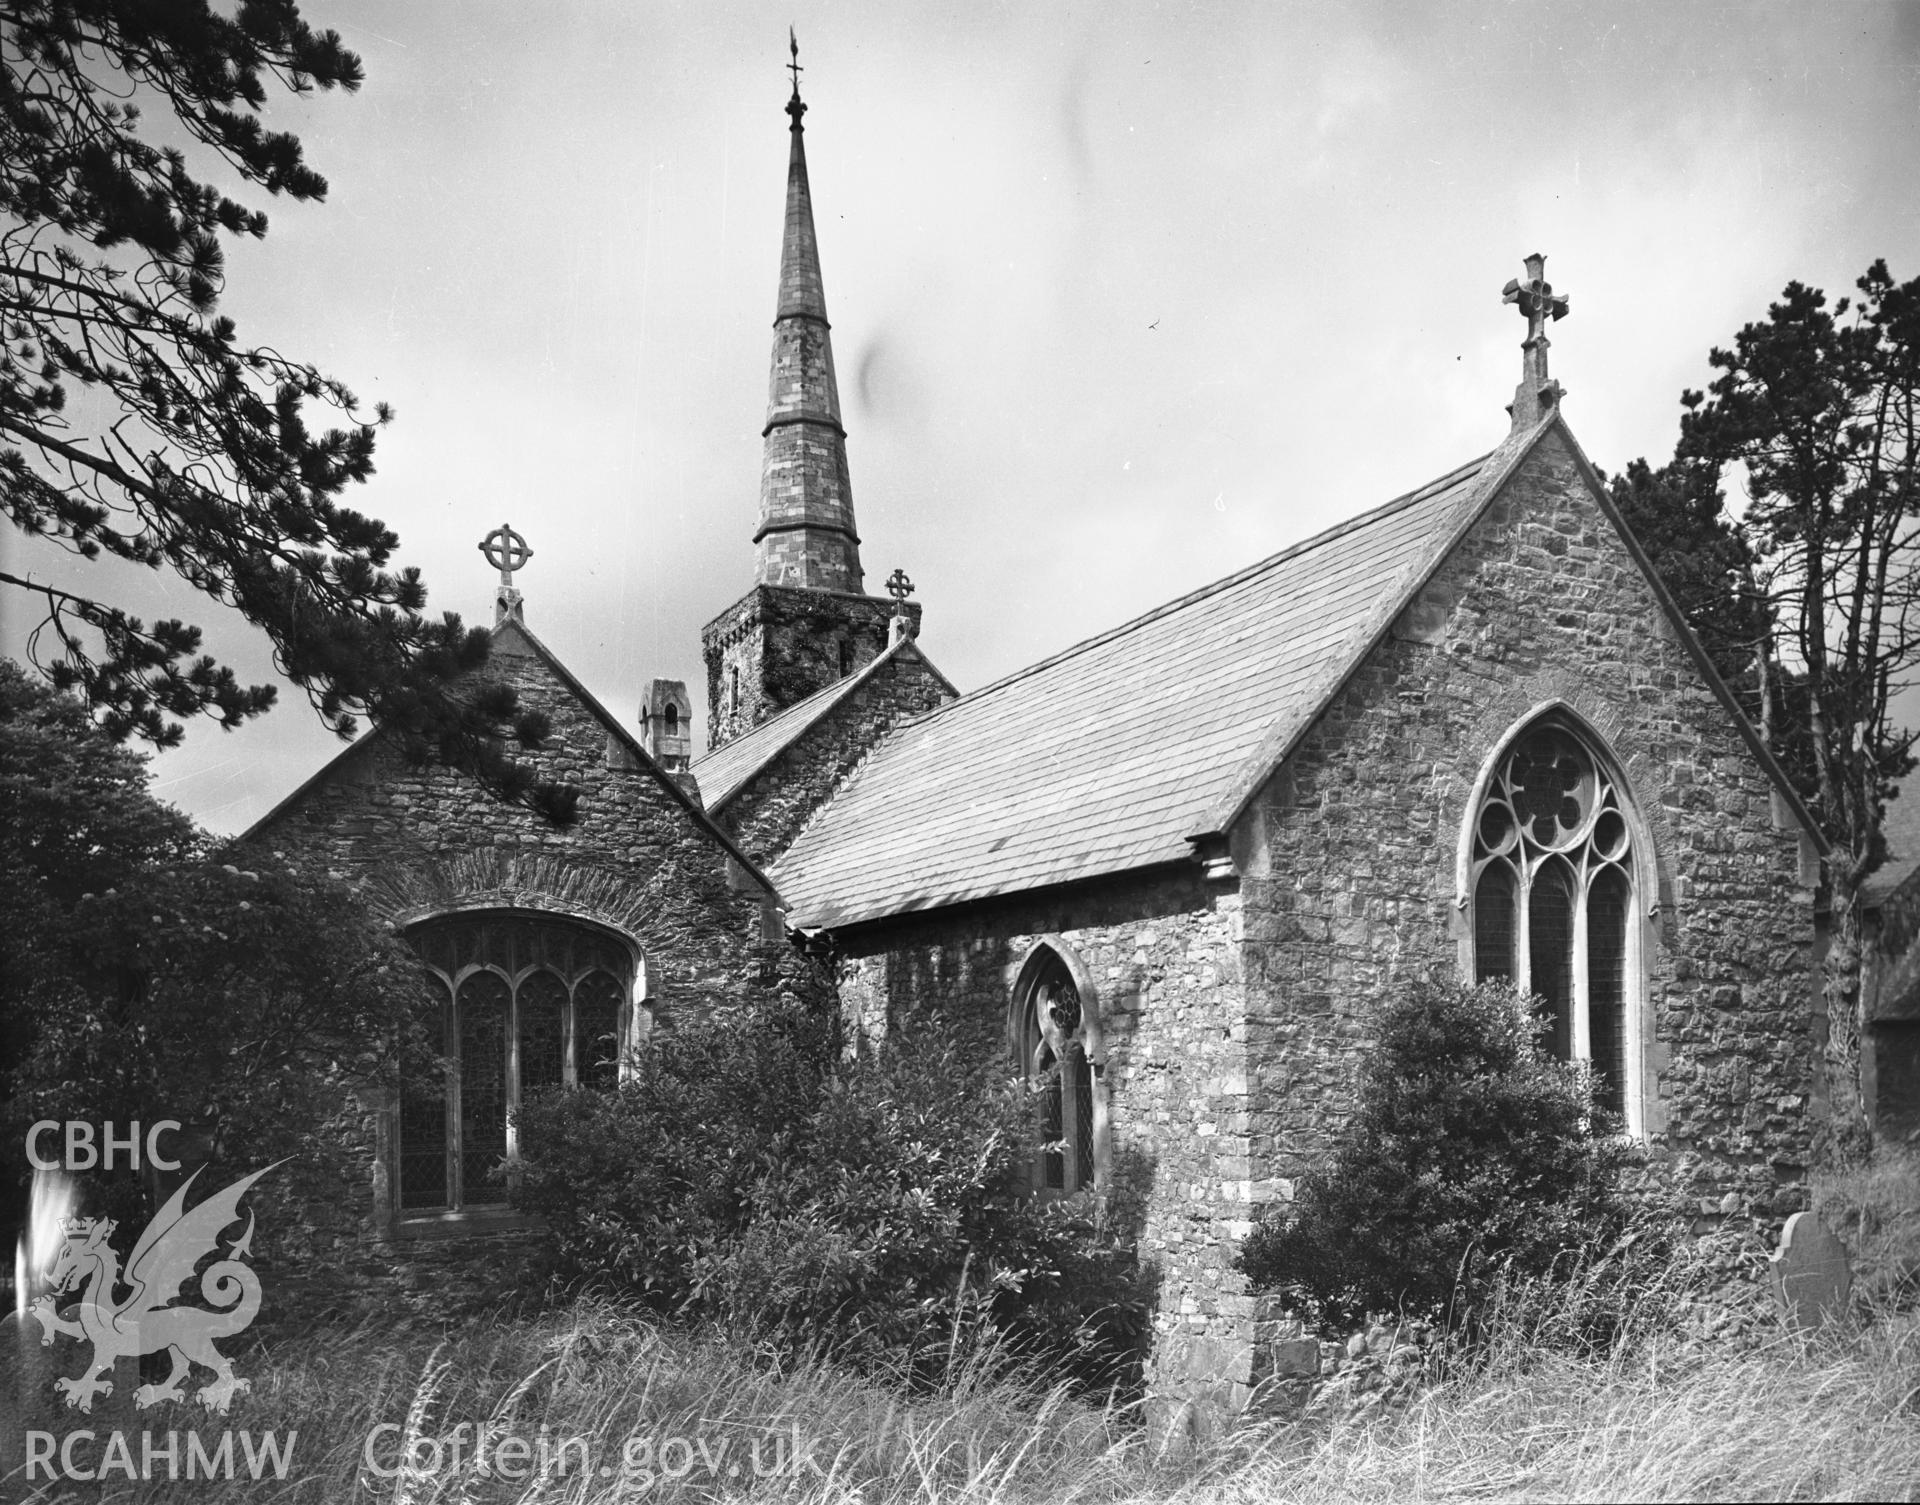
[1, 664, 433, 1254]
[513, 1001, 1146, 1392]
[1237, 979, 1632, 1331]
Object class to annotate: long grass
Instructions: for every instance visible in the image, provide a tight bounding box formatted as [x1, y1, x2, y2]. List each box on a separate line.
[7, 1290, 1914, 1503]
[1190, 1316, 1918, 1502]
[7, 1158, 1918, 1502]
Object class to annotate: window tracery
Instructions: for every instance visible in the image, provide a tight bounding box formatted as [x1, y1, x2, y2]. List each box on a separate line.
[1013, 948, 1100, 1197]
[399, 913, 634, 1214]
[1469, 722, 1638, 1125]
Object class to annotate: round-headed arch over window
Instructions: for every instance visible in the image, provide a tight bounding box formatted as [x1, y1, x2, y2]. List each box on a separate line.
[1466, 716, 1644, 1132]
[399, 911, 638, 1215]
[1009, 940, 1107, 1198]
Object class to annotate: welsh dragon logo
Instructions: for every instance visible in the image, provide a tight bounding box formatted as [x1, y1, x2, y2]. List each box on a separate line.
[30, 1162, 279, 1415]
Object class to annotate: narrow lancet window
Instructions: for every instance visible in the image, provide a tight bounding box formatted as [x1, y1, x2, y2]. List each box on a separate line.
[1013, 949, 1100, 1197]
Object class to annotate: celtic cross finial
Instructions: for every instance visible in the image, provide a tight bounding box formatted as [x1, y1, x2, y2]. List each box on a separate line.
[1501, 253, 1571, 431]
[885, 568, 914, 604]
[480, 523, 532, 625]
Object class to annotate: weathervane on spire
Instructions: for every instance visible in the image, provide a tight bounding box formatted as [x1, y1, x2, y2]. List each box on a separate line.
[786, 28, 806, 125]
[1502, 253, 1570, 432]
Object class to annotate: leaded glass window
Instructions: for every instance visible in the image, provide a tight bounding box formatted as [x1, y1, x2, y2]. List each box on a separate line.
[1469, 724, 1637, 1125]
[1015, 950, 1099, 1197]
[399, 913, 636, 1214]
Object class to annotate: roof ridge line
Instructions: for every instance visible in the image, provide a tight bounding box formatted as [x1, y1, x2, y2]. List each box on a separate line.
[903, 447, 1499, 729]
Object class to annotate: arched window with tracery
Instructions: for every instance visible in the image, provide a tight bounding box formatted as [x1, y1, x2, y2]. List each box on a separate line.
[398, 913, 635, 1214]
[1468, 721, 1639, 1128]
[1012, 946, 1101, 1197]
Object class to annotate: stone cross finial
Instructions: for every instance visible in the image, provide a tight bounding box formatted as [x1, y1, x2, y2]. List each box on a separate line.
[480, 523, 533, 626]
[1502, 253, 1570, 431]
[885, 567, 916, 645]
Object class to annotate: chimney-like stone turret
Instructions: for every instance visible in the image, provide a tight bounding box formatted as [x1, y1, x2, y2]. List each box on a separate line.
[641, 679, 693, 772]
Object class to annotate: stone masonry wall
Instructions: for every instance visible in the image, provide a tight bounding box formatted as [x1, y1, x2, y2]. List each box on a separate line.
[253, 621, 778, 1026]
[701, 585, 922, 750]
[718, 644, 954, 865]
[833, 867, 1261, 1423]
[1234, 426, 1818, 1241]
[244, 620, 790, 1262]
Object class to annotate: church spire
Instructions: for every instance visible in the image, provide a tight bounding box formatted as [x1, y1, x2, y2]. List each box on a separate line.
[754, 31, 864, 592]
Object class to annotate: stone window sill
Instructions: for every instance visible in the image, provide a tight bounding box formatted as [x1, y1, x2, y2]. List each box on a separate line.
[392, 1207, 545, 1242]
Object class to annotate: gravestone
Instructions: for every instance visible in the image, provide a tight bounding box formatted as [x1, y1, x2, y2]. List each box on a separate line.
[1768, 1211, 1852, 1330]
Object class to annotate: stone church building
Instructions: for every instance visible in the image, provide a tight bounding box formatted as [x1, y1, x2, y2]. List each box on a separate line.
[248, 67, 1830, 1418]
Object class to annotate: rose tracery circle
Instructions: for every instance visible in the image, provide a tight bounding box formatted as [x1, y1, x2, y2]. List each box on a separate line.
[1504, 731, 1593, 847]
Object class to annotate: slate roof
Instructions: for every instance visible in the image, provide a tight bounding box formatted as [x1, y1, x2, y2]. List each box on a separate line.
[771, 442, 1519, 930]
[690, 637, 956, 814]
[1866, 769, 1920, 907]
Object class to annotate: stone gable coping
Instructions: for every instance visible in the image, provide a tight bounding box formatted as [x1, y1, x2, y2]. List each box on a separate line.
[242, 619, 782, 902]
[695, 633, 958, 816]
[1194, 414, 1828, 864]
[1193, 422, 1543, 846]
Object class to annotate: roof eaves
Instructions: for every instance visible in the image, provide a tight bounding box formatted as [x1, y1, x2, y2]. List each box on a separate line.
[789, 855, 1196, 937]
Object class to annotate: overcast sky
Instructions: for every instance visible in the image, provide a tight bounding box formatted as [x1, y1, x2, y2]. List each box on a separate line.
[5, 1, 1919, 834]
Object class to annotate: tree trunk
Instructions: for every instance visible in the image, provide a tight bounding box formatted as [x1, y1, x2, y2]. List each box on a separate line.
[1820, 871, 1873, 1162]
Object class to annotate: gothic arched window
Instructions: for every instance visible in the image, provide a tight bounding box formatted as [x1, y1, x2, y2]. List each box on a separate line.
[399, 913, 635, 1214]
[1012, 946, 1102, 1197]
[1468, 722, 1638, 1126]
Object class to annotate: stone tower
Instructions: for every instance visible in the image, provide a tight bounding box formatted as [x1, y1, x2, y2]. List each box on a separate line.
[701, 43, 921, 751]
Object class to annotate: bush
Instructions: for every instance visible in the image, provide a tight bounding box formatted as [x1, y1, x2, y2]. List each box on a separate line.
[512, 1001, 1146, 1392]
[1237, 979, 1632, 1331]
